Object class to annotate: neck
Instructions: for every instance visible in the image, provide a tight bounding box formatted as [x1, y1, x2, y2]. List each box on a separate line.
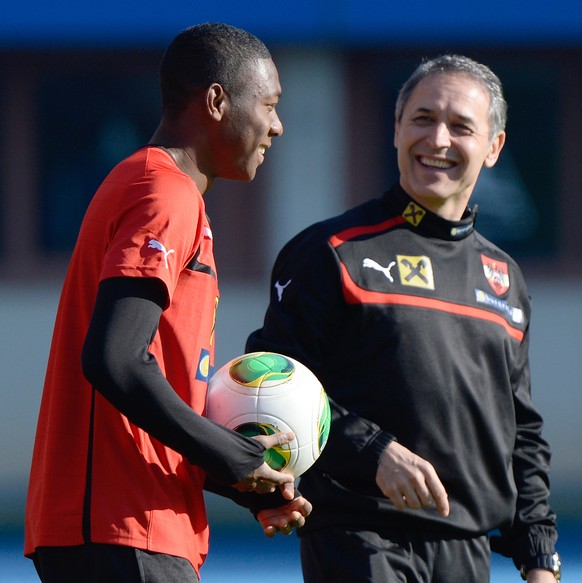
[149, 123, 211, 194]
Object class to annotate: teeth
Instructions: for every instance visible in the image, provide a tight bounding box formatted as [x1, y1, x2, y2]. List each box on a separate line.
[259, 146, 266, 155]
[420, 156, 453, 169]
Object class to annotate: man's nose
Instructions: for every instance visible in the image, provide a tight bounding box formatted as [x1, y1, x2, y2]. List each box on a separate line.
[427, 122, 451, 148]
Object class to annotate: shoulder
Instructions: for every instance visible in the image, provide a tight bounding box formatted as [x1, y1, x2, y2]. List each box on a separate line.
[103, 147, 203, 217]
[281, 196, 389, 257]
[473, 231, 524, 275]
[472, 230, 529, 303]
[269, 196, 390, 291]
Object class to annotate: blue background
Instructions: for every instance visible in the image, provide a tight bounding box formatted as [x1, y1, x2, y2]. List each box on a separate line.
[2, 1, 582, 47]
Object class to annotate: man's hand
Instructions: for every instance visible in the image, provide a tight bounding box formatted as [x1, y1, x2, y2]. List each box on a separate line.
[231, 431, 296, 500]
[257, 496, 313, 537]
[375, 440, 450, 518]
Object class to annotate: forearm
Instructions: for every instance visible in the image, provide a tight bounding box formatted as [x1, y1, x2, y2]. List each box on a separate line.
[316, 398, 395, 486]
[82, 277, 265, 484]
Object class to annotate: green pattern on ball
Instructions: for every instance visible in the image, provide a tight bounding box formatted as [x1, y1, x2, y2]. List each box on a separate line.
[236, 422, 291, 470]
[229, 353, 295, 387]
[318, 390, 331, 453]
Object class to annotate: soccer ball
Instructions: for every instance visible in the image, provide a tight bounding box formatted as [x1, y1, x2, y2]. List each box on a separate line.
[206, 351, 331, 477]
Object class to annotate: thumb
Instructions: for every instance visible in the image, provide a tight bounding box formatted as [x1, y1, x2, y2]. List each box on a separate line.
[253, 431, 295, 449]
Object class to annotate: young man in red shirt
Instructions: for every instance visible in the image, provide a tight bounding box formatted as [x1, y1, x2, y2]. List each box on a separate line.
[25, 23, 310, 583]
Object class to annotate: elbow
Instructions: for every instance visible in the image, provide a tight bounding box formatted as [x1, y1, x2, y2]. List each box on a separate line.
[82, 345, 134, 418]
[81, 338, 127, 404]
[81, 333, 147, 415]
[82, 339, 111, 389]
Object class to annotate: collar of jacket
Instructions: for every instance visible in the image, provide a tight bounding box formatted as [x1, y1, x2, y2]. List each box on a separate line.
[382, 184, 477, 242]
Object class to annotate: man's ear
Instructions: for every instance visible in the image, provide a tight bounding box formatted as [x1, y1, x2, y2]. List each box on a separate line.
[484, 131, 506, 168]
[206, 83, 227, 121]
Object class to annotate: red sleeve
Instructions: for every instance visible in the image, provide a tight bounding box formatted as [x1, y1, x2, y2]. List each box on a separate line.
[100, 151, 205, 304]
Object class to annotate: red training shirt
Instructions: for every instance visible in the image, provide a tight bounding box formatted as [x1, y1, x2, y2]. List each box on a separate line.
[25, 147, 218, 574]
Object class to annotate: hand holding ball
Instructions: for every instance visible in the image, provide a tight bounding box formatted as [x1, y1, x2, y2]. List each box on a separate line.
[206, 352, 331, 477]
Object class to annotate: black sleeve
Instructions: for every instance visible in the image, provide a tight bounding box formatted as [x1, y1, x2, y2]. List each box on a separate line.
[489, 327, 558, 566]
[81, 276, 265, 485]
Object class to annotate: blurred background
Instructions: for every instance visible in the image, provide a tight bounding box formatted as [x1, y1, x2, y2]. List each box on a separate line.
[1, 1, 581, 580]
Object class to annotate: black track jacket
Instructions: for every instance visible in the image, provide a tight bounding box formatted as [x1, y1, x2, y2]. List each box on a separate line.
[247, 184, 557, 565]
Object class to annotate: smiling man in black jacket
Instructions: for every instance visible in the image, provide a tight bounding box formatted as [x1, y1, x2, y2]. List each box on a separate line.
[247, 55, 560, 582]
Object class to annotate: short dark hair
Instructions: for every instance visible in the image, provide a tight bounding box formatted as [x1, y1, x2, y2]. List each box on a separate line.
[395, 54, 507, 141]
[160, 22, 272, 115]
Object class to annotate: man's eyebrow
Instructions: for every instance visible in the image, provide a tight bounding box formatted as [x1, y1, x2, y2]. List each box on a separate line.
[414, 106, 475, 124]
[412, 107, 433, 114]
[452, 113, 475, 125]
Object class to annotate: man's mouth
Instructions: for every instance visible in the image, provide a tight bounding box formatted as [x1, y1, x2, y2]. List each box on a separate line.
[418, 156, 454, 170]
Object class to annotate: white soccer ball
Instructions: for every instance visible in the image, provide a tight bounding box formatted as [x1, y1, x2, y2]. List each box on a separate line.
[206, 351, 331, 477]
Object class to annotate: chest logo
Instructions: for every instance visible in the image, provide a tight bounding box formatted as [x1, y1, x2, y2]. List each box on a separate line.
[481, 255, 509, 296]
[402, 202, 426, 227]
[195, 348, 211, 382]
[363, 258, 396, 282]
[397, 255, 435, 290]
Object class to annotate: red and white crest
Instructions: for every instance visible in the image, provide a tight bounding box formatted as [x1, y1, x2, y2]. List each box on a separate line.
[481, 255, 509, 296]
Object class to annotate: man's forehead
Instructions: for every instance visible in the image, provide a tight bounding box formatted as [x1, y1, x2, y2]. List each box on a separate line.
[415, 72, 487, 98]
[407, 73, 490, 113]
[244, 58, 281, 96]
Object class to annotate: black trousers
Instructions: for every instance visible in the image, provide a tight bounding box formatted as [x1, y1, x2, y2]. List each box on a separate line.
[31, 543, 200, 583]
[300, 526, 491, 583]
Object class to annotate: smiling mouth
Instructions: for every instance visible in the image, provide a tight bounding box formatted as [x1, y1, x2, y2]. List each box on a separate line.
[419, 156, 455, 170]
